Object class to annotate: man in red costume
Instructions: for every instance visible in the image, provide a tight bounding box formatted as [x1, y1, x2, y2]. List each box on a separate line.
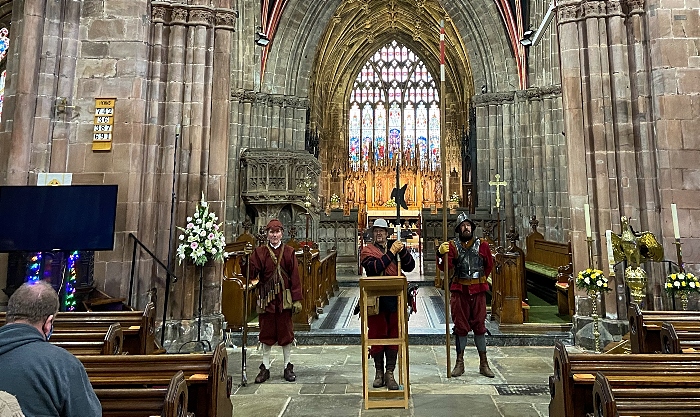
[437, 212, 495, 378]
[246, 219, 303, 383]
[360, 218, 415, 390]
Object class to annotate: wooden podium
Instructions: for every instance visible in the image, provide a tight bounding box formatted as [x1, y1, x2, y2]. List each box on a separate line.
[360, 275, 410, 409]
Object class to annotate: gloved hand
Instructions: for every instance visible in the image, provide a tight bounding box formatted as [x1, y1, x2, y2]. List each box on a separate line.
[292, 301, 303, 315]
[438, 241, 450, 255]
[390, 240, 404, 254]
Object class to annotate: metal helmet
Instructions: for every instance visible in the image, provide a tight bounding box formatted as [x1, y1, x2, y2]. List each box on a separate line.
[454, 212, 476, 234]
[371, 218, 390, 232]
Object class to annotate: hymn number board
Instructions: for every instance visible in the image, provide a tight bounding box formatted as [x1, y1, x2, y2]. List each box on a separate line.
[93, 98, 116, 151]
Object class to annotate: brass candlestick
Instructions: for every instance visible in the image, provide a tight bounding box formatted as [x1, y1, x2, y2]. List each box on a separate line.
[589, 289, 601, 353]
[586, 236, 601, 353]
[674, 239, 685, 273]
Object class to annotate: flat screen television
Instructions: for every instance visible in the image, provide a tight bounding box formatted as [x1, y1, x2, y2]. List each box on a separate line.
[0, 185, 118, 252]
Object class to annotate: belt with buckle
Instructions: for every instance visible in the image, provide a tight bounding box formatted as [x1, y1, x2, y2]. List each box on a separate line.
[455, 277, 486, 286]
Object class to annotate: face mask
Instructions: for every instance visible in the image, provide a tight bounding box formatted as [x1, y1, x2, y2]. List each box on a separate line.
[45, 321, 54, 341]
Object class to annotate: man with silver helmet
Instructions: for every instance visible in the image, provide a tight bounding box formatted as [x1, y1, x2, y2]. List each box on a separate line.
[437, 212, 495, 378]
[360, 218, 415, 390]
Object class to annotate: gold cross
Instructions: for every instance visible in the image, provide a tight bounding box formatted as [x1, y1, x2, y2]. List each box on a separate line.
[488, 174, 508, 209]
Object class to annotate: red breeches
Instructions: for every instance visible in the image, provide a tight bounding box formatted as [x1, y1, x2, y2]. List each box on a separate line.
[450, 290, 487, 336]
[258, 309, 294, 346]
[367, 310, 399, 355]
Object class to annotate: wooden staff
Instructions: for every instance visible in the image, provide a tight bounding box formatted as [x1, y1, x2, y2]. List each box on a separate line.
[439, 19, 451, 378]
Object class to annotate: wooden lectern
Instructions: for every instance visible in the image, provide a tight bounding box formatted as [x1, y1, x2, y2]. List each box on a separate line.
[360, 274, 410, 409]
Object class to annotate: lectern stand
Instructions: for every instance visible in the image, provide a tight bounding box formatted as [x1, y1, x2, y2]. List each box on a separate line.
[360, 275, 410, 409]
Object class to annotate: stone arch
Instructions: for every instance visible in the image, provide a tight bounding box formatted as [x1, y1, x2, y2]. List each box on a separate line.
[262, 0, 519, 99]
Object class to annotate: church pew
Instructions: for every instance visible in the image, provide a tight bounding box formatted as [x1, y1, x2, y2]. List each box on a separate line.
[524, 216, 572, 306]
[78, 341, 232, 417]
[548, 341, 700, 417]
[490, 242, 528, 325]
[94, 370, 190, 417]
[295, 246, 320, 330]
[322, 249, 338, 298]
[660, 322, 700, 354]
[49, 323, 123, 355]
[222, 241, 257, 331]
[592, 372, 700, 417]
[0, 303, 157, 354]
[628, 303, 700, 353]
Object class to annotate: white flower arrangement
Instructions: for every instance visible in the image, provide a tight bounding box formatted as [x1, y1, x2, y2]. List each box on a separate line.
[330, 193, 340, 204]
[450, 192, 460, 203]
[665, 272, 699, 295]
[576, 268, 611, 294]
[176, 193, 227, 266]
[384, 198, 397, 208]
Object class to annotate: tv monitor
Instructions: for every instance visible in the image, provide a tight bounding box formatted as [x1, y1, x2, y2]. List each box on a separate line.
[0, 185, 118, 252]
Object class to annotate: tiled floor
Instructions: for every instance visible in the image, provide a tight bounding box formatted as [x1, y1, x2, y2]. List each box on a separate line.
[228, 344, 556, 416]
[226, 272, 574, 416]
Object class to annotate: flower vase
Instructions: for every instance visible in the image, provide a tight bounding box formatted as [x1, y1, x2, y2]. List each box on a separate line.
[680, 292, 689, 311]
[588, 290, 601, 353]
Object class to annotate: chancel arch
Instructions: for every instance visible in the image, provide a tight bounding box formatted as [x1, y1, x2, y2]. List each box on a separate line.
[307, 1, 477, 226]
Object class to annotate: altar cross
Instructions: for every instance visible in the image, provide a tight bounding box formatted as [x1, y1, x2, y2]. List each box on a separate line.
[488, 173, 508, 210]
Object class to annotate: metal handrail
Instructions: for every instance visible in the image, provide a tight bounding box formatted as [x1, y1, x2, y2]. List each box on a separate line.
[128, 233, 180, 346]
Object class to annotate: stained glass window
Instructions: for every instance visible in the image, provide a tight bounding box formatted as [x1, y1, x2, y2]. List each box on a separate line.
[348, 40, 440, 171]
[0, 27, 9, 122]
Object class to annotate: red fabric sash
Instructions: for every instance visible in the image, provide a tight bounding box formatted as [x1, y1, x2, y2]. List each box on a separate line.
[362, 243, 399, 276]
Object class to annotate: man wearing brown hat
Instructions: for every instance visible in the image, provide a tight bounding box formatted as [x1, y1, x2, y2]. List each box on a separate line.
[437, 212, 495, 378]
[360, 218, 415, 390]
[245, 219, 303, 383]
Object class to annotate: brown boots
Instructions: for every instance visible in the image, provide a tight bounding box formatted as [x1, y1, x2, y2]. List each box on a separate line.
[373, 369, 385, 388]
[254, 364, 270, 383]
[451, 352, 495, 378]
[255, 363, 297, 383]
[384, 371, 399, 390]
[452, 352, 465, 377]
[479, 351, 495, 378]
[284, 363, 296, 382]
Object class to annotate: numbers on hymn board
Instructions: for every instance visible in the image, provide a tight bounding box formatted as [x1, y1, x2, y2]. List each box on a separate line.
[93, 133, 112, 141]
[93, 98, 116, 143]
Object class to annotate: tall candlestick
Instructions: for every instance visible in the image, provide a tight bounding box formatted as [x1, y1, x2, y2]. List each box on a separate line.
[671, 203, 680, 239]
[584, 203, 592, 238]
[605, 230, 615, 274]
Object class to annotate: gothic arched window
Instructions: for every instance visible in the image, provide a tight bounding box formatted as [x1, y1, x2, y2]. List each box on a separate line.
[348, 41, 440, 172]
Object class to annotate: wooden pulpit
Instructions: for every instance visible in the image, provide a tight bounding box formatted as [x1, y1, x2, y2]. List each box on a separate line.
[359, 274, 410, 409]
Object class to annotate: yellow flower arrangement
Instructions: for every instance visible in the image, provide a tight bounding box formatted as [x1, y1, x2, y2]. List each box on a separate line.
[576, 268, 611, 294]
[665, 272, 699, 295]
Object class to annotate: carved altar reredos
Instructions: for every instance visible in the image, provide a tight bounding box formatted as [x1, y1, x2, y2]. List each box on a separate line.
[240, 148, 321, 229]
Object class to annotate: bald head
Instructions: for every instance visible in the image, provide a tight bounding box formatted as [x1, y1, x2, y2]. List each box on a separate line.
[6, 281, 59, 325]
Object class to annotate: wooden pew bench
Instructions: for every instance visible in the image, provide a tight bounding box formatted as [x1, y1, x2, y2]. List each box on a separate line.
[593, 372, 700, 417]
[628, 303, 700, 353]
[95, 371, 190, 417]
[524, 216, 572, 309]
[222, 241, 257, 331]
[78, 342, 232, 417]
[49, 323, 123, 355]
[489, 230, 530, 324]
[549, 341, 700, 417]
[0, 302, 158, 354]
[660, 322, 700, 354]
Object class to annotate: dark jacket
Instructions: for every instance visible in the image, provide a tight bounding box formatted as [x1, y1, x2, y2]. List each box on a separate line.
[0, 323, 101, 417]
